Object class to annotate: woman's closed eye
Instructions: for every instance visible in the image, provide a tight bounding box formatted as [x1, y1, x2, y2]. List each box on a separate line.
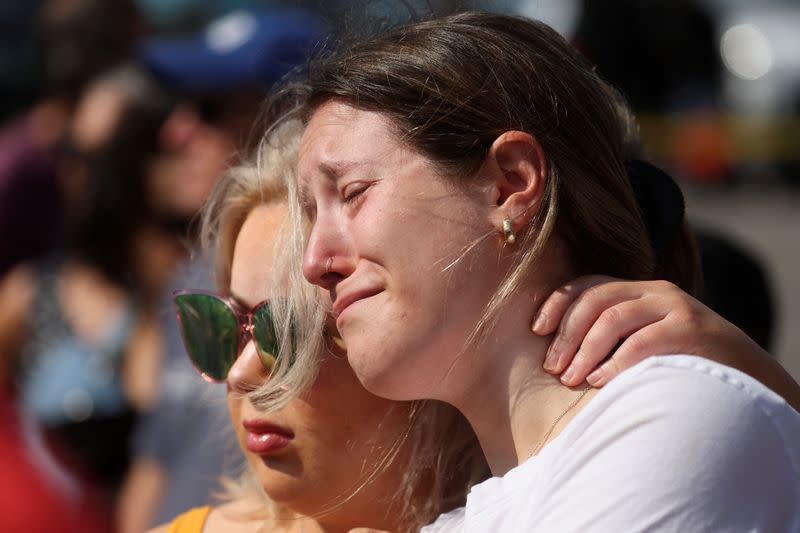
[341, 180, 373, 206]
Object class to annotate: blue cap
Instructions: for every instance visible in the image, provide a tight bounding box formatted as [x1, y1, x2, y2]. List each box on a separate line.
[138, 8, 325, 92]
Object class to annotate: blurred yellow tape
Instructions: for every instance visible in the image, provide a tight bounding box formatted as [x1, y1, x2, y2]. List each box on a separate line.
[637, 114, 800, 162]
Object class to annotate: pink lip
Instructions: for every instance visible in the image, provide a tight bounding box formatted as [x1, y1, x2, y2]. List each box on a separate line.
[243, 419, 294, 455]
[331, 287, 383, 318]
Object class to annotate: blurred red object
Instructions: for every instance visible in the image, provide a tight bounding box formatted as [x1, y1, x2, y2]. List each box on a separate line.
[0, 388, 111, 533]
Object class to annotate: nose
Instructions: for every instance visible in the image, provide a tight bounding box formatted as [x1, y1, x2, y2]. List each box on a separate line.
[302, 214, 355, 290]
[227, 339, 270, 393]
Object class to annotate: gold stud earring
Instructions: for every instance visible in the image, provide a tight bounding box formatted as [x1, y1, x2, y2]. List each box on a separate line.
[502, 217, 516, 244]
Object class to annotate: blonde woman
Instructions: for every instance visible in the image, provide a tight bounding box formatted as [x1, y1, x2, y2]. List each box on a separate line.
[291, 12, 800, 532]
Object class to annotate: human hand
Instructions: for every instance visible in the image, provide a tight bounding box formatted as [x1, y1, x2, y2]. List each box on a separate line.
[531, 276, 796, 397]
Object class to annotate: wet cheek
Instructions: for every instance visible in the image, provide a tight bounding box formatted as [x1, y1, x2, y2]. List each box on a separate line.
[348, 201, 400, 255]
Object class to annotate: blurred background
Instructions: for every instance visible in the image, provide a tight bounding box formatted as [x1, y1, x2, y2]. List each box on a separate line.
[0, 0, 797, 531]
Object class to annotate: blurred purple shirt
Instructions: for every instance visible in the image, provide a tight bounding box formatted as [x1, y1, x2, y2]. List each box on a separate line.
[0, 118, 63, 277]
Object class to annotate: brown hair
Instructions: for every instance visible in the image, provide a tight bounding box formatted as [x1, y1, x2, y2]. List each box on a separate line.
[300, 11, 698, 293]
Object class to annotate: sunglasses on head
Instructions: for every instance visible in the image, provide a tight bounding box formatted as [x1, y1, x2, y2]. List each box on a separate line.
[172, 290, 282, 383]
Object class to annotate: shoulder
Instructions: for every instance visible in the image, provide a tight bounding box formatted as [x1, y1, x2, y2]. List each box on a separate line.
[570, 355, 800, 472]
[202, 500, 269, 533]
[530, 355, 800, 531]
[148, 506, 212, 533]
[591, 354, 800, 440]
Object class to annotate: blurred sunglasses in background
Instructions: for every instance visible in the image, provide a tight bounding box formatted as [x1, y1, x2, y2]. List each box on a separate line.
[173, 290, 281, 382]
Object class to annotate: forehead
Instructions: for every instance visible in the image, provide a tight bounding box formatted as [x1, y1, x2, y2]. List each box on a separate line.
[230, 203, 287, 304]
[298, 101, 402, 182]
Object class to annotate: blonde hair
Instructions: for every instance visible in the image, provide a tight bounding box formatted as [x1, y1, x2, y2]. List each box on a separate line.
[200, 117, 488, 531]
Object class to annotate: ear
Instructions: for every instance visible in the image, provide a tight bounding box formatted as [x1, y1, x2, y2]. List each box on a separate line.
[483, 130, 548, 234]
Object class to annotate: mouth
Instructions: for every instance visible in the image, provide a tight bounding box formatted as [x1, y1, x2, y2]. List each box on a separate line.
[331, 287, 384, 318]
[242, 419, 294, 455]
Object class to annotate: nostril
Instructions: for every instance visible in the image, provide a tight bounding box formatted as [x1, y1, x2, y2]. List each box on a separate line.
[319, 271, 344, 290]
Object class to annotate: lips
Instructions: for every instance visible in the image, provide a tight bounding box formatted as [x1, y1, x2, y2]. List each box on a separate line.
[331, 287, 383, 318]
[242, 419, 294, 455]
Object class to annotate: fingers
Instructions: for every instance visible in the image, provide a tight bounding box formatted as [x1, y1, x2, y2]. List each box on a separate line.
[584, 322, 668, 387]
[558, 301, 667, 386]
[541, 278, 647, 374]
[532, 275, 619, 336]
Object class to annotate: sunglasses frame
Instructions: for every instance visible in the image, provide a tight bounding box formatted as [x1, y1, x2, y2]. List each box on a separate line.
[172, 289, 276, 383]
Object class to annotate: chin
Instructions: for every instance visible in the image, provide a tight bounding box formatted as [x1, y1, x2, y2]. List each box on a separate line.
[249, 455, 309, 502]
[344, 338, 433, 402]
[251, 460, 346, 519]
[342, 337, 396, 396]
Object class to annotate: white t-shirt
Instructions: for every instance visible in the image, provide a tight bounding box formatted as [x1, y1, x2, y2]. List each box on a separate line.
[422, 355, 800, 533]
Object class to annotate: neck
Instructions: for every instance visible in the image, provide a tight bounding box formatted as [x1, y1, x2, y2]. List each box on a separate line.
[271, 464, 409, 533]
[444, 290, 596, 476]
[262, 509, 390, 533]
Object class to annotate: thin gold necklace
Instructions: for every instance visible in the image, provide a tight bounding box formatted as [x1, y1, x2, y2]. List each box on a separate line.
[527, 385, 592, 459]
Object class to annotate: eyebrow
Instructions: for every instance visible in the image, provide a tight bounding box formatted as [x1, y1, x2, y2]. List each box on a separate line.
[318, 159, 371, 180]
[298, 158, 374, 211]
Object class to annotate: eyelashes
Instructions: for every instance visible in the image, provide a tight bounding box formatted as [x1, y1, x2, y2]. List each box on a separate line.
[341, 181, 373, 205]
[300, 180, 375, 222]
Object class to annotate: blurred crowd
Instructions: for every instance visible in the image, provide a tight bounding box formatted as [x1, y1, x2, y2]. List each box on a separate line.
[0, 1, 328, 532]
[0, 1, 795, 532]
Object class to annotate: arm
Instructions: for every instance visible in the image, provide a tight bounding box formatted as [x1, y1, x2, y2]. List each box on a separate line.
[122, 310, 165, 411]
[116, 457, 167, 533]
[533, 276, 800, 411]
[0, 266, 35, 385]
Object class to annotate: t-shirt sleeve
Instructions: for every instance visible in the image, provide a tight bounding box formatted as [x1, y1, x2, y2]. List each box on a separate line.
[529, 357, 800, 533]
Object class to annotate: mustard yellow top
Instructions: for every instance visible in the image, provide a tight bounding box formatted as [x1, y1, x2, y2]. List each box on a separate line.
[167, 506, 212, 533]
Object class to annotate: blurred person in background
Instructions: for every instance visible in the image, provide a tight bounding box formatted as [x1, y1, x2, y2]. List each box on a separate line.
[0, 2, 141, 531]
[0, 0, 140, 278]
[116, 8, 327, 532]
[0, 2, 42, 121]
[0, 65, 174, 532]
